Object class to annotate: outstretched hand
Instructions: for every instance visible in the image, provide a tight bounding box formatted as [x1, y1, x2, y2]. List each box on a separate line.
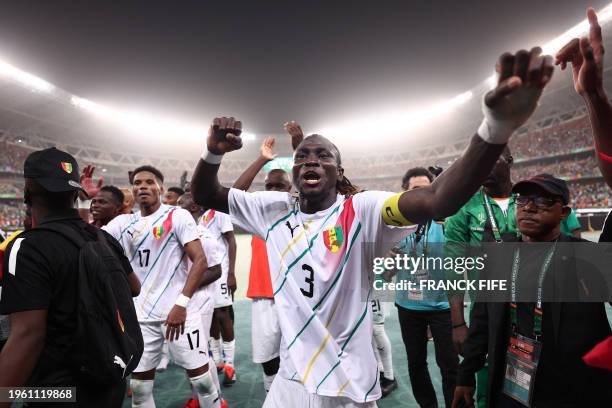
[479, 47, 554, 143]
[207, 117, 243, 155]
[555, 7, 605, 97]
[260, 137, 278, 161]
[80, 165, 104, 199]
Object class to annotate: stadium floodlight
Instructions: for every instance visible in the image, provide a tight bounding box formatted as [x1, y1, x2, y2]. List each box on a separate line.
[0, 60, 54, 93]
[542, 4, 612, 55]
[321, 90, 473, 143]
[242, 132, 257, 141]
[323, 2, 612, 145]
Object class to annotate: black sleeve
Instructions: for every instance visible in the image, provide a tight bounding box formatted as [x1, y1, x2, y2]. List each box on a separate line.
[599, 211, 612, 242]
[101, 230, 134, 277]
[0, 236, 52, 314]
[456, 301, 490, 387]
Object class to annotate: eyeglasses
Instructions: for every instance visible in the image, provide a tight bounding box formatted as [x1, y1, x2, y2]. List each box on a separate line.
[516, 195, 562, 209]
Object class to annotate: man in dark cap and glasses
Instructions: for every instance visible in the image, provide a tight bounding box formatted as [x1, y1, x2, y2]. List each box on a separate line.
[453, 174, 612, 408]
[0, 148, 141, 407]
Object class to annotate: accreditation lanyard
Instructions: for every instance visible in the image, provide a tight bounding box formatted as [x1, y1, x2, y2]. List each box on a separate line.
[509, 242, 557, 340]
[409, 221, 430, 256]
[481, 188, 512, 243]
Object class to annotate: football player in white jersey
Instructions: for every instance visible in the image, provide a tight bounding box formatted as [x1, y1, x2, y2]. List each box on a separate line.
[104, 165, 222, 408]
[178, 192, 229, 408]
[201, 207, 237, 385]
[191, 49, 553, 407]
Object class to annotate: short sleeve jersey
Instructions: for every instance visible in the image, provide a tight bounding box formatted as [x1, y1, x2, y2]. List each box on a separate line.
[189, 224, 223, 313]
[103, 204, 199, 321]
[228, 188, 415, 402]
[201, 209, 233, 266]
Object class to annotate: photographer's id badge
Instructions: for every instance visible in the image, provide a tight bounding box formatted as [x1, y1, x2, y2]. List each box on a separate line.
[502, 333, 542, 407]
[408, 269, 428, 301]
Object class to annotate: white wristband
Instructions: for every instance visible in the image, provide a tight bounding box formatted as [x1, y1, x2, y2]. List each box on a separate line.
[202, 149, 224, 165]
[175, 294, 190, 308]
[476, 119, 514, 145]
[77, 198, 92, 209]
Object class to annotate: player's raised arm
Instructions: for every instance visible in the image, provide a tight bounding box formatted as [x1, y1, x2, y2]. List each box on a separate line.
[284, 120, 305, 150]
[191, 117, 244, 213]
[233, 136, 277, 191]
[384, 48, 554, 226]
[555, 8, 612, 189]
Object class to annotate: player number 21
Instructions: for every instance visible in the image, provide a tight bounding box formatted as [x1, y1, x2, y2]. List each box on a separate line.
[301, 264, 314, 298]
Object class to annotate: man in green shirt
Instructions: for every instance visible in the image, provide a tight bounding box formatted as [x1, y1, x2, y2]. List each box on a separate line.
[444, 148, 515, 408]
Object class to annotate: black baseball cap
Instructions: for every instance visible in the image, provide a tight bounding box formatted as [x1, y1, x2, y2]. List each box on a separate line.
[512, 173, 570, 205]
[24, 147, 85, 193]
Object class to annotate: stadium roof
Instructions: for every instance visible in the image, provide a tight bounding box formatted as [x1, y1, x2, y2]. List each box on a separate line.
[0, 4, 611, 165]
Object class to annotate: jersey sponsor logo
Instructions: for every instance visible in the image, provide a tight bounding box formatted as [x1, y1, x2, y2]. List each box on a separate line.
[153, 209, 175, 240]
[285, 220, 299, 237]
[60, 161, 73, 174]
[323, 226, 344, 253]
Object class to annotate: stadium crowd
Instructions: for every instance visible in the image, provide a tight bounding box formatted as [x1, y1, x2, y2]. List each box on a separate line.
[0, 7, 612, 408]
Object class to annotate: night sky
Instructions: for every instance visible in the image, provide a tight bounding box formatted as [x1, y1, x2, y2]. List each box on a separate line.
[0, 0, 607, 135]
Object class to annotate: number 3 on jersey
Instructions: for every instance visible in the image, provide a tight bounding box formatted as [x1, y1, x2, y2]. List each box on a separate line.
[301, 264, 315, 298]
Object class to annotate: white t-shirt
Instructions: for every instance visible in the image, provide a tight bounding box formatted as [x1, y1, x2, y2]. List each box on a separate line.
[201, 209, 233, 268]
[189, 224, 223, 314]
[103, 204, 200, 321]
[228, 189, 415, 402]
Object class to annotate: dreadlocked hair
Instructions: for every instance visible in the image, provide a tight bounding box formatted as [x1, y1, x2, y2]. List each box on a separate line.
[337, 175, 362, 197]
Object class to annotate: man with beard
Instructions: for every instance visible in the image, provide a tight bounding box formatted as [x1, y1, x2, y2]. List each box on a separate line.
[191, 47, 554, 407]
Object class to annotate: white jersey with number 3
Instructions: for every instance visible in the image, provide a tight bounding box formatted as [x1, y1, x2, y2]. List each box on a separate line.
[228, 189, 415, 402]
[103, 204, 200, 321]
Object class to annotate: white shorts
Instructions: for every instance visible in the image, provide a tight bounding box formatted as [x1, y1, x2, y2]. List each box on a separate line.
[370, 299, 385, 325]
[251, 298, 281, 363]
[214, 259, 233, 308]
[135, 315, 209, 372]
[264, 376, 377, 408]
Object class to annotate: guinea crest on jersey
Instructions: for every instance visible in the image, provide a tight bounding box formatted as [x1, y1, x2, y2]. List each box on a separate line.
[103, 204, 200, 321]
[228, 188, 415, 402]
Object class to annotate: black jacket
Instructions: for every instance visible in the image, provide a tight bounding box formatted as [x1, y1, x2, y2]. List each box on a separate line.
[456, 234, 612, 407]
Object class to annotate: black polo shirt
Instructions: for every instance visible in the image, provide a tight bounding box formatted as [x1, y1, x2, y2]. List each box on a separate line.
[0, 209, 132, 389]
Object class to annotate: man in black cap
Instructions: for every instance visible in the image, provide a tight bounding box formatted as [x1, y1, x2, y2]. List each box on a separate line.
[0, 147, 141, 407]
[452, 174, 612, 408]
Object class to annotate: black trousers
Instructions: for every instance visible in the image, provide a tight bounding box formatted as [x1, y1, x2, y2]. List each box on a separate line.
[397, 306, 458, 408]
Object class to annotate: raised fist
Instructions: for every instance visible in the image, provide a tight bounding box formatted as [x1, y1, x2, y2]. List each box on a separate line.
[207, 117, 243, 155]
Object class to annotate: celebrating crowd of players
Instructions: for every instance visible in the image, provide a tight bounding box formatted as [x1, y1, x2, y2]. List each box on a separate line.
[1, 7, 612, 408]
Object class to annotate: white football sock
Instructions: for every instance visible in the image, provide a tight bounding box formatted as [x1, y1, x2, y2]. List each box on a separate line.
[131, 379, 155, 408]
[209, 337, 222, 366]
[222, 339, 235, 367]
[373, 323, 394, 380]
[263, 373, 276, 392]
[190, 371, 220, 408]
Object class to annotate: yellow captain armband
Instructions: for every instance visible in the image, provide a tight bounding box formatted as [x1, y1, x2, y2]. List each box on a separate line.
[381, 192, 414, 227]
